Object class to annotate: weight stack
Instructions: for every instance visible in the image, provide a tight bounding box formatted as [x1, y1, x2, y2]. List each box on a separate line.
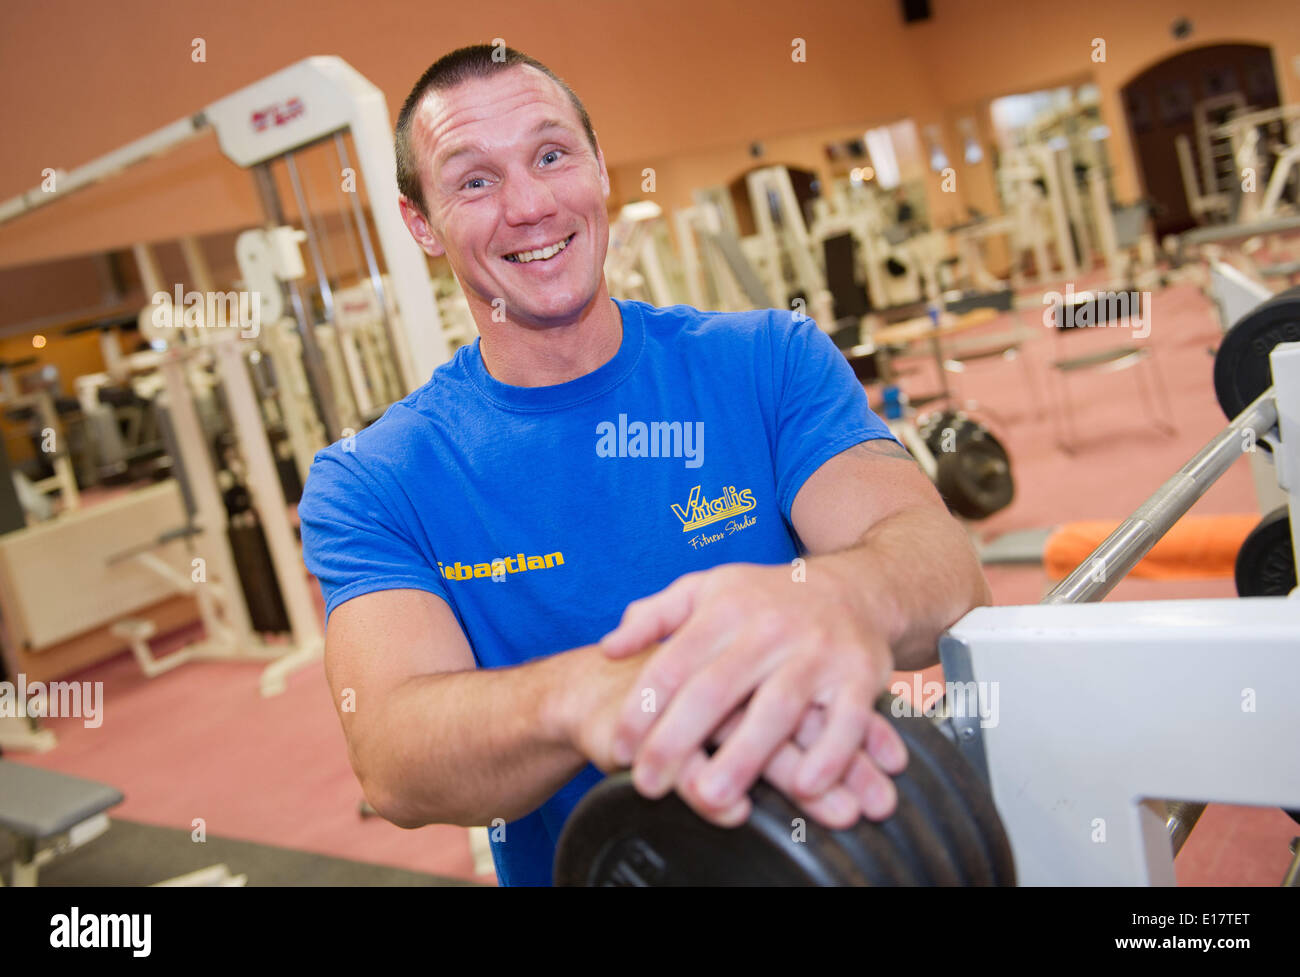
[227, 510, 291, 634]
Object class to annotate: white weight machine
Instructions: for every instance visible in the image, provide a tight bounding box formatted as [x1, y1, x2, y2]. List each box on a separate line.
[997, 144, 1079, 285]
[673, 167, 948, 338]
[0, 57, 460, 705]
[0, 56, 452, 412]
[940, 281, 1300, 884]
[808, 177, 945, 313]
[744, 166, 836, 328]
[605, 200, 688, 308]
[1180, 104, 1300, 226]
[997, 137, 1161, 290]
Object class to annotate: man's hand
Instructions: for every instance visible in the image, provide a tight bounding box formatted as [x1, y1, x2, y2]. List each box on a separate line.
[558, 642, 905, 831]
[598, 562, 903, 821]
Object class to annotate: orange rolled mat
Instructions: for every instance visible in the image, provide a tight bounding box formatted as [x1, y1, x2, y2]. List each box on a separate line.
[1044, 514, 1262, 581]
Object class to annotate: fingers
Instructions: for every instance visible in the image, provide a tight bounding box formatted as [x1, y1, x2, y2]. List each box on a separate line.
[610, 621, 738, 767]
[676, 703, 904, 827]
[674, 708, 863, 831]
[791, 680, 875, 798]
[708, 707, 747, 745]
[676, 655, 818, 811]
[843, 749, 900, 821]
[759, 737, 861, 829]
[671, 747, 751, 827]
[600, 575, 701, 658]
[863, 711, 909, 776]
[627, 641, 755, 797]
[792, 709, 906, 820]
[791, 704, 827, 747]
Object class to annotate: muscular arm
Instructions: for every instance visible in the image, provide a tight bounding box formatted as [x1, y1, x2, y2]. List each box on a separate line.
[325, 588, 636, 828]
[792, 438, 992, 670]
[328, 588, 881, 832]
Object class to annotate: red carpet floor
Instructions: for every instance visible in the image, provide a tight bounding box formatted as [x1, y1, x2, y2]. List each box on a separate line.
[11, 281, 1296, 885]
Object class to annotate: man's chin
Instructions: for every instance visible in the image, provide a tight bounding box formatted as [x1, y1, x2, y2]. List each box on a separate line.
[499, 290, 600, 328]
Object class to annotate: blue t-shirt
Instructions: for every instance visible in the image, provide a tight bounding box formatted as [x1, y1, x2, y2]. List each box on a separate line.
[298, 298, 895, 885]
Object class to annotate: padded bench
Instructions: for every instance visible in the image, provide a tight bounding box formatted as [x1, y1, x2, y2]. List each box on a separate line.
[0, 759, 123, 886]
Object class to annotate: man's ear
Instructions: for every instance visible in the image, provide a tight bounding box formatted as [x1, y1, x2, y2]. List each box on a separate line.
[398, 196, 447, 259]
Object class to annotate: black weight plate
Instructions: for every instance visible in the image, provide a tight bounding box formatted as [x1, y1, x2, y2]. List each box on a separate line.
[555, 708, 1016, 886]
[1234, 506, 1296, 597]
[1214, 285, 1300, 422]
[878, 759, 965, 883]
[743, 780, 877, 883]
[935, 438, 1015, 519]
[554, 774, 868, 885]
[823, 806, 920, 883]
[886, 712, 997, 883]
[896, 711, 1017, 884]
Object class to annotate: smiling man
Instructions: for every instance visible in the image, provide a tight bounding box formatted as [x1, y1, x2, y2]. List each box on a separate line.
[298, 44, 990, 886]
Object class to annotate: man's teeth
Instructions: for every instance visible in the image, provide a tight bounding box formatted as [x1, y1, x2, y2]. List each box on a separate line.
[505, 234, 573, 263]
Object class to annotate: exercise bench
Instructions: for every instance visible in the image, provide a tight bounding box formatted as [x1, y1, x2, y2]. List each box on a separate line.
[0, 759, 122, 886]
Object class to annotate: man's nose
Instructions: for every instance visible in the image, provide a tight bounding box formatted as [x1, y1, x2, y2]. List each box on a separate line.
[501, 169, 558, 225]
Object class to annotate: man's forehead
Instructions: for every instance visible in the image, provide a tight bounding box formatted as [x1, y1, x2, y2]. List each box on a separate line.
[414, 67, 578, 164]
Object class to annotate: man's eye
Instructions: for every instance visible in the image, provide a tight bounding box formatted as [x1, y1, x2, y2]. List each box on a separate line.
[540, 150, 563, 166]
[462, 177, 487, 190]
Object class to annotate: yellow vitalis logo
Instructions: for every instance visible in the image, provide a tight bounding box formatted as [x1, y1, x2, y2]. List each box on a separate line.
[438, 552, 564, 581]
[671, 485, 756, 532]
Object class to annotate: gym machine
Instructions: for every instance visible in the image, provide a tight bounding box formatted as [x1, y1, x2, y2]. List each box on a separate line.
[674, 192, 776, 315]
[552, 286, 1300, 885]
[605, 201, 688, 308]
[0, 57, 469, 704]
[813, 174, 959, 316]
[64, 315, 173, 489]
[0, 56, 454, 411]
[744, 166, 837, 329]
[1174, 107, 1300, 274]
[1177, 104, 1300, 227]
[0, 358, 82, 515]
[121, 241, 323, 696]
[997, 144, 1079, 285]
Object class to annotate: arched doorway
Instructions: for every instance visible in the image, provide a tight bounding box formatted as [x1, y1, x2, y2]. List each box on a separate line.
[1120, 43, 1280, 235]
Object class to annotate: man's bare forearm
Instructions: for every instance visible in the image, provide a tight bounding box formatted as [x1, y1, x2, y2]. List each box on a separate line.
[812, 504, 991, 670]
[356, 647, 599, 828]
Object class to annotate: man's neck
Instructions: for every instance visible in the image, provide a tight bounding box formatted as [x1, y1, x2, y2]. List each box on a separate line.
[475, 288, 623, 388]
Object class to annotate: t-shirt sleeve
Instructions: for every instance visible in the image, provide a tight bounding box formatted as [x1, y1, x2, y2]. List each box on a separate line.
[769, 310, 899, 521]
[299, 449, 451, 623]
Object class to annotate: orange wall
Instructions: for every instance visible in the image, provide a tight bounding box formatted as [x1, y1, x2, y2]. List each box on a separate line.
[906, 0, 1300, 205]
[1, 0, 1298, 276]
[0, 0, 939, 269]
[610, 0, 1300, 239]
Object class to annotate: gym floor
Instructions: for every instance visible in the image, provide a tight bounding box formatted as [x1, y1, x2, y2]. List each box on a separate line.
[9, 278, 1296, 886]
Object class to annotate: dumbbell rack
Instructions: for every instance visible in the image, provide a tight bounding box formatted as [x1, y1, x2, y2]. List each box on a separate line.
[941, 338, 1300, 885]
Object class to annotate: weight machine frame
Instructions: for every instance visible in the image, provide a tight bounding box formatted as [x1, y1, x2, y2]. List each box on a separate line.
[941, 328, 1300, 884]
[0, 57, 457, 701]
[0, 56, 450, 399]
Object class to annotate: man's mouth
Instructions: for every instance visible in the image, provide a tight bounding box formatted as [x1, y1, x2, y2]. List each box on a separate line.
[503, 233, 576, 264]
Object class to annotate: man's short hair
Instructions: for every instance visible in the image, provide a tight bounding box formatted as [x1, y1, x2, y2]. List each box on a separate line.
[395, 45, 598, 215]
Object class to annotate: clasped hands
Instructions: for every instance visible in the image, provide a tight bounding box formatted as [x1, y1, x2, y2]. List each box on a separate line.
[571, 562, 907, 831]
